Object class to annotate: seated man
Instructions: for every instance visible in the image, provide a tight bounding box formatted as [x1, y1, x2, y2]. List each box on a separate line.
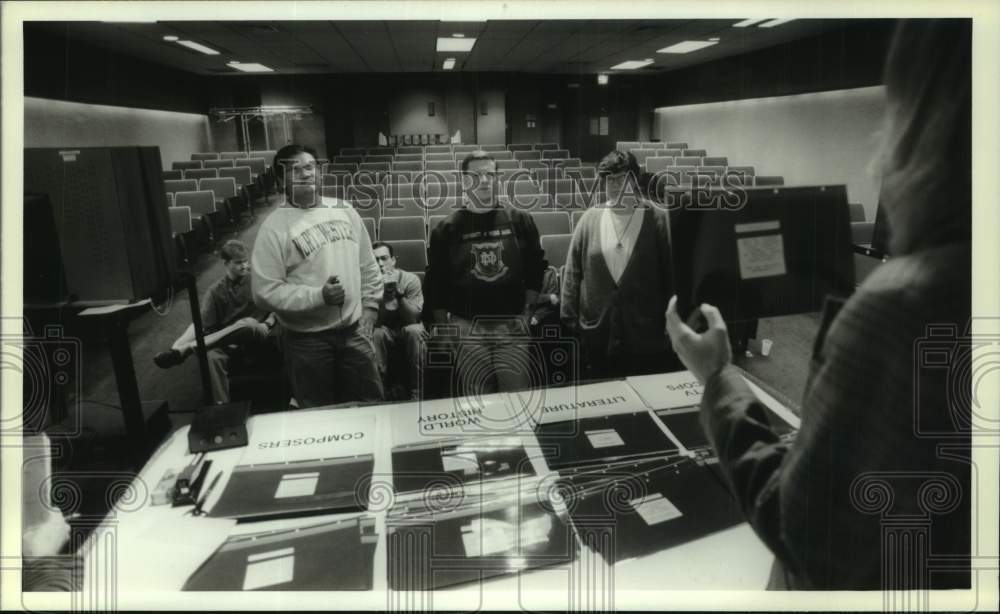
[371, 241, 425, 400]
[154, 240, 277, 404]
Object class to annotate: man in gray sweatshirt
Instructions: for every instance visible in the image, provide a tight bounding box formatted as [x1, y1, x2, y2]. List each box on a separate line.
[251, 144, 383, 407]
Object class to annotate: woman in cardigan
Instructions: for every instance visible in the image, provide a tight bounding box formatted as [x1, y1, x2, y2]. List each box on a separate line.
[560, 149, 682, 379]
[664, 20, 971, 590]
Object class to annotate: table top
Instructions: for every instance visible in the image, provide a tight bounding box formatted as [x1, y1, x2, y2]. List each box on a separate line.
[80, 369, 792, 606]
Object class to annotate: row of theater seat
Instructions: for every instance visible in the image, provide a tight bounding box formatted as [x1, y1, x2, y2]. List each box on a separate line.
[364, 210, 583, 244]
[191, 150, 277, 161]
[163, 152, 279, 265]
[325, 156, 584, 174]
[339, 143, 561, 156]
[171, 159, 267, 176]
[332, 149, 573, 165]
[164, 165, 256, 185]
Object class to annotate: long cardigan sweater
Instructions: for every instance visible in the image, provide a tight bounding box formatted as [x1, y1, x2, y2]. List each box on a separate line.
[702, 240, 971, 589]
[560, 205, 675, 357]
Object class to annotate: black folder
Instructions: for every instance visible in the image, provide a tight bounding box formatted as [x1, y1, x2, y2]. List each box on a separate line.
[208, 454, 374, 520]
[183, 516, 377, 591]
[391, 437, 535, 496]
[559, 457, 743, 564]
[534, 411, 677, 470]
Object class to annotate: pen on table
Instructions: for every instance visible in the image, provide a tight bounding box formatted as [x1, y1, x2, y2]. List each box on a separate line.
[193, 471, 223, 516]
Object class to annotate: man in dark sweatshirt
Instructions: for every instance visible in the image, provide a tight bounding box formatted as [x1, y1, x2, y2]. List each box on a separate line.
[424, 151, 546, 397]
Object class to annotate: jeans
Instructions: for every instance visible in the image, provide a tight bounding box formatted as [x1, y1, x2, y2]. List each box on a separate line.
[281, 322, 384, 408]
[442, 315, 537, 397]
[372, 323, 425, 392]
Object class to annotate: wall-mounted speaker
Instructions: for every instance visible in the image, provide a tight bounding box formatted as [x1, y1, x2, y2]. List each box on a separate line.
[480, 101, 488, 115]
[428, 102, 435, 117]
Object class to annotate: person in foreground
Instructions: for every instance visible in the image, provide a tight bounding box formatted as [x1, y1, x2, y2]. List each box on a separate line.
[665, 20, 971, 590]
[251, 144, 383, 407]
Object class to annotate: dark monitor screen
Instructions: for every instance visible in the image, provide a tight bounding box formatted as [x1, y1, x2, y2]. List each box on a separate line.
[670, 185, 855, 322]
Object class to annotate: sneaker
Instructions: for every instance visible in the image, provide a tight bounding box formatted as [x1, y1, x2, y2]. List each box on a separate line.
[153, 349, 185, 369]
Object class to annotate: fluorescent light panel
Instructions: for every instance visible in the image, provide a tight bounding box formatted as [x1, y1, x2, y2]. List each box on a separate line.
[758, 18, 796, 28]
[597, 74, 609, 85]
[176, 40, 220, 55]
[610, 59, 654, 70]
[442, 58, 457, 70]
[436, 37, 476, 52]
[228, 62, 274, 73]
[733, 18, 770, 28]
[657, 40, 718, 54]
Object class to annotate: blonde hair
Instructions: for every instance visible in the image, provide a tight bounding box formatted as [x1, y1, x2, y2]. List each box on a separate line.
[877, 19, 971, 255]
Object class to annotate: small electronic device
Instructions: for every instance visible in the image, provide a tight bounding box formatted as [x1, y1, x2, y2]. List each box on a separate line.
[172, 457, 212, 507]
[188, 401, 250, 454]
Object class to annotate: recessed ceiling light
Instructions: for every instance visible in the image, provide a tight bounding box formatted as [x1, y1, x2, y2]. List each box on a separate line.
[657, 40, 719, 54]
[436, 37, 476, 52]
[162, 35, 178, 42]
[442, 58, 456, 70]
[597, 74, 609, 85]
[610, 59, 654, 70]
[452, 33, 465, 38]
[758, 18, 796, 28]
[709, 37, 720, 42]
[176, 40, 220, 55]
[228, 62, 274, 73]
[732, 18, 770, 28]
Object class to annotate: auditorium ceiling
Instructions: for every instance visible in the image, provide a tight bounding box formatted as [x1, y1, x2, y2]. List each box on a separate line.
[29, 19, 859, 75]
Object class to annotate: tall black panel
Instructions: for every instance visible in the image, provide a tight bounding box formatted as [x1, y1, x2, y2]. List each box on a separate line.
[24, 146, 176, 304]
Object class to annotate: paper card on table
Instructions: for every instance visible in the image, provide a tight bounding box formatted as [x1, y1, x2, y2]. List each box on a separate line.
[441, 451, 479, 474]
[242, 547, 295, 590]
[241, 408, 375, 465]
[273, 472, 319, 499]
[631, 493, 683, 525]
[508, 379, 647, 428]
[519, 515, 552, 548]
[626, 371, 705, 412]
[585, 428, 625, 449]
[461, 518, 515, 557]
[390, 393, 518, 445]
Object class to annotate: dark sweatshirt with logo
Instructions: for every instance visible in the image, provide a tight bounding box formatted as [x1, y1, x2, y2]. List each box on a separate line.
[425, 206, 545, 319]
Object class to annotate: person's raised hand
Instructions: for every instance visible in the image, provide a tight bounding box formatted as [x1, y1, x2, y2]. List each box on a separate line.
[665, 295, 732, 384]
[322, 276, 345, 306]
